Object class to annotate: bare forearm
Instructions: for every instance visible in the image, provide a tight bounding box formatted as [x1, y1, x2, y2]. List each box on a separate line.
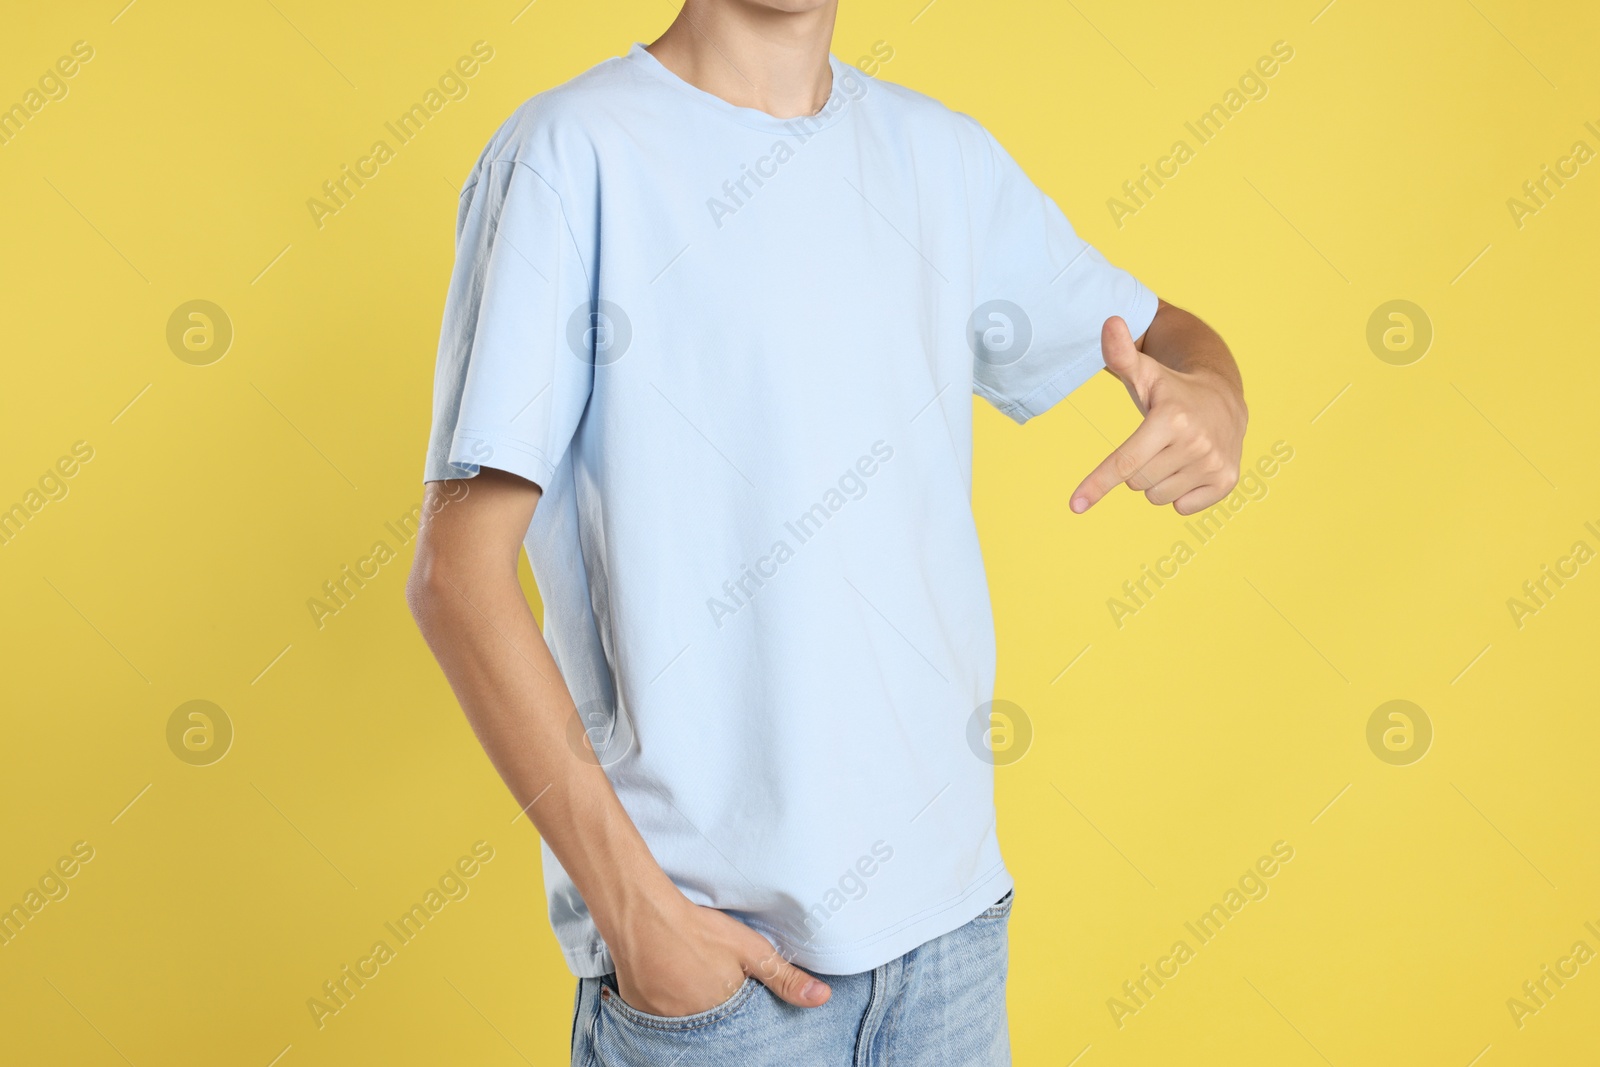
[406, 472, 828, 1015]
[407, 556, 676, 948]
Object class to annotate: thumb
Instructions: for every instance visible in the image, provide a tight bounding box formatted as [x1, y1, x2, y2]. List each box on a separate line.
[1101, 316, 1152, 410]
[745, 943, 831, 1008]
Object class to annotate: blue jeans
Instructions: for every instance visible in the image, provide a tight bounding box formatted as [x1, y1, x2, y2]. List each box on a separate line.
[570, 889, 1013, 1066]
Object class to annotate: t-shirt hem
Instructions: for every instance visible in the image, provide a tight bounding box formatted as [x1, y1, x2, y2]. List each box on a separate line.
[748, 862, 1013, 975]
[974, 379, 1035, 426]
[564, 940, 616, 979]
[559, 863, 1014, 980]
[424, 429, 557, 490]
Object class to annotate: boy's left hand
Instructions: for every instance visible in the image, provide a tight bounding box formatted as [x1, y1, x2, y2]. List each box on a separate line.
[1070, 315, 1247, 517]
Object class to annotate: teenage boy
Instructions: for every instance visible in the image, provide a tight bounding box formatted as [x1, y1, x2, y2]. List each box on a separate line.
[409, 2, 1246, 1064]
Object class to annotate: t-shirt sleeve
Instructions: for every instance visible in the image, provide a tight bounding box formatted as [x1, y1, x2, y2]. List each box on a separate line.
[423, 157, 594, 488]
[968, 127, 1159, 424]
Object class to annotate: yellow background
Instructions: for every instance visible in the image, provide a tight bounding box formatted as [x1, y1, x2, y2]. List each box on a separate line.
[3, 0, 1597, 1064]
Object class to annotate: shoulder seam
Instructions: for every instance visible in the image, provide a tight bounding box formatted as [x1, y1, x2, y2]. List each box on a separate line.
[465, 156, 595, 299]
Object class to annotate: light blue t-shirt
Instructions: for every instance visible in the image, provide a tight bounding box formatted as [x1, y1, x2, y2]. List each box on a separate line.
[424, 42, 1158, 978]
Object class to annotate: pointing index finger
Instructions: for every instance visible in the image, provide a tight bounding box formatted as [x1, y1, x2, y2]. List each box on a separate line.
[1071, 417, 1169, 514]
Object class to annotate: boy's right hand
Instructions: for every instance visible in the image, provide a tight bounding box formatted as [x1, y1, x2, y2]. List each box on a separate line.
[610, 896, 832, 1017]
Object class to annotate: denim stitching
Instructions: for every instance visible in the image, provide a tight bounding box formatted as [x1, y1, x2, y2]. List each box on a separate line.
[601, 975, 759, 1033]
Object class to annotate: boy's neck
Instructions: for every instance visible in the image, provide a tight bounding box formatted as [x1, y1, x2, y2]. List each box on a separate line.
[646, 0, 838, 120]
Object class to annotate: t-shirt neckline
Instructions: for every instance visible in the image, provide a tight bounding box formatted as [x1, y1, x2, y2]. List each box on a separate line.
[623, 42, 855, 135]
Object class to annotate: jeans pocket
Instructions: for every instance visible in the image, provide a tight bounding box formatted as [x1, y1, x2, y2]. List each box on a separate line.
[599, 975, 761, 1033]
